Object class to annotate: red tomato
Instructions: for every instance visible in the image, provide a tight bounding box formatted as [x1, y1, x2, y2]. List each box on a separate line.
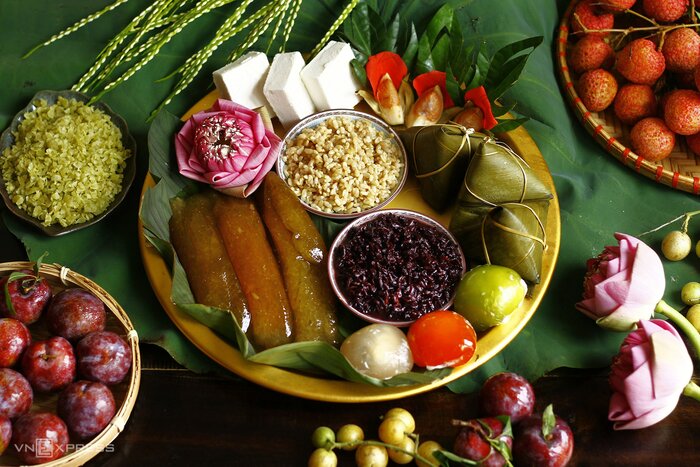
[407, 310, 477, 368]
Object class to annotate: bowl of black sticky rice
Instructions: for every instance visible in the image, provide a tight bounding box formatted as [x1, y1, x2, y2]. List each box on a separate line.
[0, 90, 136, 236]
[328, 209, 466, 327]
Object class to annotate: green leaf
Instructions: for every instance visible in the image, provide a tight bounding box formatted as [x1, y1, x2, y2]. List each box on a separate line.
[141, 181, 175, 243]
[433, 449, 479, 465]
[486, 54, 529, 101]
[415, 34, 435, 75]
[344, 3, 371, 57]
[376, 10, 400, 52]
[445, 63, 464, 107]
[485, 36, 543, 100]
[378, 0, 401, 23]
[490, 116, 529, 133]
[350, 58, 368, 88]
[400, 23, 419, 71]
[491, 102, 515, 118]
[430, 33, 451, 72]
[424, 3, 454, 47]
[542, 403, 556, 439]
[251, 341, 451, 387]
[148, 110, 190, 195]
[367, 6, 385, 52]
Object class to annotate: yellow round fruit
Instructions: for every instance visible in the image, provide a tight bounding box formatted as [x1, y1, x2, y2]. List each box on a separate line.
[383, 408, 415, 434]
[336, 424, 364, 451]
[388, 436, 415, 464]
[355, 444, 388, 467]
[308, 448, 338, 467]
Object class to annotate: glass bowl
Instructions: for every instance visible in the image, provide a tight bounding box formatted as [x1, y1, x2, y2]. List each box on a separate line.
[276, 109, 408, 220]
[327, 209, 467, 327]
[0, 90, 136, 236]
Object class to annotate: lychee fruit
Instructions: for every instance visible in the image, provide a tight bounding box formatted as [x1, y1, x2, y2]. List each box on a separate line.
[615, 38, 666, 85]
[642, 0, 689, 23]
[695, 65, 700, 90]
[686, 132, 700, 155]
[599, 0, 637, 12]
[662, 27, 700, 73]
[630, 117, 676, 161]
[613, 84, 658, 125]
[571, 0, 615, 36]
[577, 68, 618, 112]
[569, 35, 615, 73]
[663, 89, 700, 135]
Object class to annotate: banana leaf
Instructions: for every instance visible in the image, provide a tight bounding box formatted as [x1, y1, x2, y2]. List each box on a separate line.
[449, 137, 552, 283]
[397, 124, 474, 212]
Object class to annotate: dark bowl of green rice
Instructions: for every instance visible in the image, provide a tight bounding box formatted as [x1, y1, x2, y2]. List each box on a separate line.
[0, 90, 136, 236]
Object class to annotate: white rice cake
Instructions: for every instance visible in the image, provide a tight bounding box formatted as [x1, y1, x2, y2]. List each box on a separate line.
[213, 51, 272, 112]
[300, 41, 361, 111]
[263, 52, 316, 128]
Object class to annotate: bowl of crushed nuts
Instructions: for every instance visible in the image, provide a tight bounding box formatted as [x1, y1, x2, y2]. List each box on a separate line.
[277, 109, 407, 220]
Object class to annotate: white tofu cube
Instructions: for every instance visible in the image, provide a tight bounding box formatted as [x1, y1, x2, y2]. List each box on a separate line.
[300, 41, 362, 111]
[263, 52, 316, 128]
[213, 51, 272, 112]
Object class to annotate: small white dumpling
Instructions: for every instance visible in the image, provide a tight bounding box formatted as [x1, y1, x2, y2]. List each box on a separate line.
[340, 324, 413, 380]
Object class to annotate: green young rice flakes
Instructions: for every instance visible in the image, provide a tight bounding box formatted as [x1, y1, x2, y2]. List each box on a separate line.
[1, 97, 130, 227]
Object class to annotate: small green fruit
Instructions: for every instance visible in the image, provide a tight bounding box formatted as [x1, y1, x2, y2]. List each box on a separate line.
[661, 230, 692, 261]
[687, 304, 700, 333]
[453, 264, 527, 331]
[681, 282, 700, 306]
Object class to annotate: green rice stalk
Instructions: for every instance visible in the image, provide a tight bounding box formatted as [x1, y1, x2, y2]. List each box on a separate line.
[228, 2, 283, 62]
[279, 0, 303, 52]
[310, 0, 359, 56]
[73, 0, 170, 92]
[89, 0, 230, 103]
[83, 0, 192, 92]
[148, 1, 276, 120]
[23, 0, 131, 59]
[156, 0, 257, 82]
[265, 0, 292, 54]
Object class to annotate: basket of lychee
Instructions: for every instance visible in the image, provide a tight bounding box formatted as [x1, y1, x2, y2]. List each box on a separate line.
[558, 0, 700, 195]
[0, 261, 140, 466]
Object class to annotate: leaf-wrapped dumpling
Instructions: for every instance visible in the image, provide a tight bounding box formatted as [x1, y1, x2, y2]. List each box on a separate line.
[398, 124, 476, 212]
[449, 137, 552, 283]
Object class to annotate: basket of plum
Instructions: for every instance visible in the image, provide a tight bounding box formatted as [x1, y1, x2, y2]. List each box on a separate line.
[0, 261, 140, 466]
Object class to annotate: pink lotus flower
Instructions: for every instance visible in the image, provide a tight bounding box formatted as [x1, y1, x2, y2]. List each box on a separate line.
[575, 233, 665, 331]
[175, 99, 281, 197]
[609, 319, 693, 430]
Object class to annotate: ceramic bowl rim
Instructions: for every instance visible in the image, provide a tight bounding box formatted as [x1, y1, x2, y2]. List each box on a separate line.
[276, 109, 408, 220]
[327, 208, 467, 327]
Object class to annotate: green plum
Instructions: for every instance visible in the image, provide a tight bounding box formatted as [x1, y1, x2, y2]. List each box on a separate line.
[453, 265, 527, 331]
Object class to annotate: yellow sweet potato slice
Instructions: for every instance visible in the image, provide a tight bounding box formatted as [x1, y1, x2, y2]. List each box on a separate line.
[260, 174, 340, 345]
[263, 172, 326, 264]
[169, 193, 251, 332]
[213, 192, 294, 349]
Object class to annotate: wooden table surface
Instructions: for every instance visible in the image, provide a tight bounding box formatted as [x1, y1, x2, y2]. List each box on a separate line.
[80, 345, 700, 467]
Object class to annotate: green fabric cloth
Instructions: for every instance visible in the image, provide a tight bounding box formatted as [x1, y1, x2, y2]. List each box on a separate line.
[0, 0, 698, 392]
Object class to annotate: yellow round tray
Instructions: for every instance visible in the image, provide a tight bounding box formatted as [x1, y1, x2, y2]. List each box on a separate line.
[557, 0, 700, 195]
[137, 92, 561, 402]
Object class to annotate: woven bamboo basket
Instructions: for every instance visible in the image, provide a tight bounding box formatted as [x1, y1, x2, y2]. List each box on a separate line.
[557, 0, 700, 195]
[0, 262, 140, 467]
